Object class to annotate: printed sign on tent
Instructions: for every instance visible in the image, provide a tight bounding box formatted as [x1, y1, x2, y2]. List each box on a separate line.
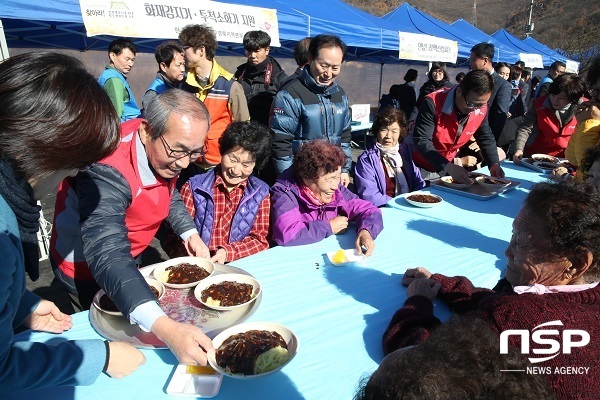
[79, 0, 280, 46]
[565, 60, 580, 74]
[518, 53, 543, 69]
[398, 32, 457, 63]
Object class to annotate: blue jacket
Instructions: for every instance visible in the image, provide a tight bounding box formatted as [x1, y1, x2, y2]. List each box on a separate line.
[354, 143, 425, 207]
[98, 67, 141, 122]
[270, 168, 383, 246]
[0, 196, 106, 393]
[270, 66, 352, 174]
[188, 169, 269, 246]
[142, 72, 183, 110]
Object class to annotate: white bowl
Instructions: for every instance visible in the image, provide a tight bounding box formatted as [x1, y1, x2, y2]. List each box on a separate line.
[92, 277, 165, 316]
[152, 257, 215, 289]
[404, 192, 443, 208]
[440, 175, 473, 189]
[208, 322, 299, 379]
[474, 176, 511, 191]
[326, 249, 367, 266]
[531, 153, 560, 164]
[194, 273, 261, 311]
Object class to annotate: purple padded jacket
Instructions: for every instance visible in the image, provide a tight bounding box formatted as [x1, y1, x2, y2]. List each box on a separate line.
[354, 143, 425, 207]
[270, 168, 383, 246]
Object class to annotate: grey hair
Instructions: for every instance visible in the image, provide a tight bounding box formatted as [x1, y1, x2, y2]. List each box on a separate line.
[143, 89, 210, 140]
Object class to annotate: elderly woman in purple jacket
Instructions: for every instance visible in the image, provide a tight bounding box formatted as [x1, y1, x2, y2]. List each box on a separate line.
[270, 140, 383, 256]
[355, 107, 425, 207]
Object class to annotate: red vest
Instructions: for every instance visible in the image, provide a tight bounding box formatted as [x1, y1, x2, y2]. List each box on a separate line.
[413, 88, 488, 171]
[50, 119, 176, 280]
[525, 95, 577, 157]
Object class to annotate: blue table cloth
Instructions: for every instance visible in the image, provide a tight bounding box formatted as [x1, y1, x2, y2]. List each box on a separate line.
[9, 164, 545, 400]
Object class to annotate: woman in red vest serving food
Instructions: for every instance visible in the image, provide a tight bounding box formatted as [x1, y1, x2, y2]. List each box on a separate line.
[512, 73, 586, 162]
[412, 70, 505, 184]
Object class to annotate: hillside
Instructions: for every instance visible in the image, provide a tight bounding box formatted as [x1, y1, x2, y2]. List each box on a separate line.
[345, 0, 600, 68]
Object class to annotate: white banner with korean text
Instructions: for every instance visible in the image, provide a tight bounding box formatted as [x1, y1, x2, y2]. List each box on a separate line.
[399, 32, 457, 63]
[518, 53, 543, 69]
[79, 0, 280, 46]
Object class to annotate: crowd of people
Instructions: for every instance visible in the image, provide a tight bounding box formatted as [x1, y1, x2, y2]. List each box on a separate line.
[1, 28, 599, 400]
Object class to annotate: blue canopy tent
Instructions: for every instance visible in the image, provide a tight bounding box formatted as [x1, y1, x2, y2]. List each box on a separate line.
[381, 3, 473, 61]
[523, 36, 579, 72]
[450, 19, 521, 63]
[491, 29, 554, 67]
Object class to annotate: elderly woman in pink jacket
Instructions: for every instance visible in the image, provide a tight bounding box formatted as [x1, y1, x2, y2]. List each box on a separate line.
[270, 140, 383, 256]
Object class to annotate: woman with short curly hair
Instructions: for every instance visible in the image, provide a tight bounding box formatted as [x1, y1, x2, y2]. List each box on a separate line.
[270, 140, 383, 255]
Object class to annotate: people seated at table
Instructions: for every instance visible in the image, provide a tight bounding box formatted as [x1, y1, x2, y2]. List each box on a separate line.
[381, 181, 600, 400]
[417, 62, 453, 106]
[0, 52, 145, 393]
[354, 107, 425, 207]
[580, 145, 600, 187]
[565, 57, 600, 180]
[412, 70, 505, 183]
[162, 121, 271, 264]
[355, 316, 555, 400]
[51, 89, 215, 366]
[512, 73, 586, 162]
[270, 140, 383, 256]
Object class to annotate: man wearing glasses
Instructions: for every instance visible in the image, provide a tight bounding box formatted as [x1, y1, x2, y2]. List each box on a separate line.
[51, 90, 215, 367]
[412, 70, 505, 184]
[469, 43, 512, 143]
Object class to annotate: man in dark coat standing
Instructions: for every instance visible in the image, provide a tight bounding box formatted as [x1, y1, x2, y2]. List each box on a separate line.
[469, 43, 511, 142]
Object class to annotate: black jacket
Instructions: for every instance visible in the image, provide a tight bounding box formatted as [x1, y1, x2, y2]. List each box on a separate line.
[234, 56, 287, 126]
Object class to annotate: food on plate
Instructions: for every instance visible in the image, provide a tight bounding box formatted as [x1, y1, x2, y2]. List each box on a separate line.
[99, 282, 160, 312]
[407, 194, 441, 204]
[535, 162, 558, 170]
[158, 262, 210, 284]
[201, 281, 254, 307]
[532, 154, 559, 163]
[216, 330, 290, 375]
[481, 177, 508, 185]
[331, 249, 349, 264]
[99, 294, 120, 312]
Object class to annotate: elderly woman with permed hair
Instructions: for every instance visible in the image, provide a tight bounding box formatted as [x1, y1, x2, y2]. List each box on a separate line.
[270, 140, 383, 256]
[376, 181, 600, 400]
[355, 107, 425, 207]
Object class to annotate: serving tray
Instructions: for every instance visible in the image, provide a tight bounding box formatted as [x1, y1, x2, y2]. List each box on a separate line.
[430, 177, 521, 201]
[89, 263, 261, 348]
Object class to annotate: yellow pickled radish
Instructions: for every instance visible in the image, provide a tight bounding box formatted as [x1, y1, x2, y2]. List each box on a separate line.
[332, 249, 349, 264]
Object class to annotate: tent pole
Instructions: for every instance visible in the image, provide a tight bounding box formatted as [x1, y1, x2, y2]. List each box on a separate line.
[379, 62, 384, 103]
[0, 20, 10, 61]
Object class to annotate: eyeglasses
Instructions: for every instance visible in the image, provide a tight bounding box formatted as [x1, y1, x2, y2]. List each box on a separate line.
[159, 135, 206, 161]
[462, 92, 487, 111]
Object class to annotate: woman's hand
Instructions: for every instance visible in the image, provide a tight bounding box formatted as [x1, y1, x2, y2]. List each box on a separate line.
[402, 267, 433, 286]
[512, 150, 524, 164]
[105, 342, 146, 378]
[184, 233, 210, 259]
[406, 279, 441, 301]
[24, 299, 73, 333]
[355, 229, 375, 256]
[210, 248, 227, 264]
[575, 101, 600, 123]
[329, 216, 348, 234]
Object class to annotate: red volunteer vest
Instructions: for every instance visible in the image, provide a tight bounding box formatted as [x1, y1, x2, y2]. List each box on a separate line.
[412, 89, 488, 171]
[524, 95, 577, 157]
[50, 119, 176, 280]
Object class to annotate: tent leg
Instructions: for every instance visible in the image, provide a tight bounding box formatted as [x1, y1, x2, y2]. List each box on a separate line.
[0, 20, 10, 61]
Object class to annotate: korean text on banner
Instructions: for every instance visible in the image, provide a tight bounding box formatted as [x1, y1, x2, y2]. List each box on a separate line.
[79, 0, 280, 46]
[518, 53, 543, 69]
[399, 32, 457, 64]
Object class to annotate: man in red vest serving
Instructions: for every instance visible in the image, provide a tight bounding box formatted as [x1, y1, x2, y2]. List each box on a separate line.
[412, 70, 505, 183]
[51, 90, 214, 366]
